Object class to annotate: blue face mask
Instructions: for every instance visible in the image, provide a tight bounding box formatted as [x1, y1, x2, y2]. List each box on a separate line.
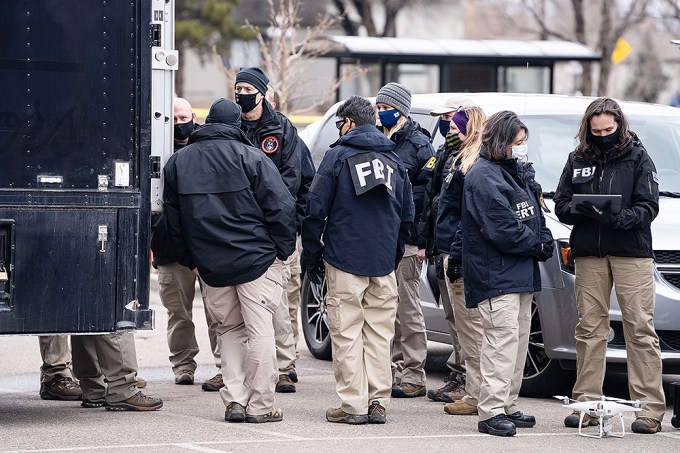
[378, 109, 400, 128]
[438, 119, 450, 137]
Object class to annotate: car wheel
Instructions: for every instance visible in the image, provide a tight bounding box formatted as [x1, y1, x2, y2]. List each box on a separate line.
[520, 298, 575, 397]
[300, 273, 332, 360]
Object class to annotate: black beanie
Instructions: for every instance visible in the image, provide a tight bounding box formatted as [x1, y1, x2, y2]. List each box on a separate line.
[235, 67, 269, 94]
[205, 98, 242, 127]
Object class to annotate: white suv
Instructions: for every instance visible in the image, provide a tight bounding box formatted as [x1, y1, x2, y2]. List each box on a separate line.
[300, 93, 680, 397]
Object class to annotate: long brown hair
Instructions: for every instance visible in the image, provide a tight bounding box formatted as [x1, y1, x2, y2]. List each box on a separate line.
[575, 97, 631, 160]
[482, 111, 528, 161]
[451, 106, 487, 175]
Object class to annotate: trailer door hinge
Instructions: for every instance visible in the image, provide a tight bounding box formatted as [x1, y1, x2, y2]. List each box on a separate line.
[150, 155, 161, 179]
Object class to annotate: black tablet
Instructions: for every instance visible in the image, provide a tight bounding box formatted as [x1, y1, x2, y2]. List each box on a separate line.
[571, 194, 622, 214]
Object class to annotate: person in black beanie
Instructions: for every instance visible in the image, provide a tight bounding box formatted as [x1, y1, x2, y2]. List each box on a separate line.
[234, 67, 314, 394]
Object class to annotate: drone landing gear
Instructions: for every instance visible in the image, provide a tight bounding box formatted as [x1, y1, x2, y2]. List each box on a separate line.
[578, 413, 626, 438]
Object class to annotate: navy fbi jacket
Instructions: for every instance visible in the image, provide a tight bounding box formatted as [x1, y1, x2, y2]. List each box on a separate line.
[302, 124, 415, 277]
[459, 148, 553, 307]
[164, 123, 296, 288]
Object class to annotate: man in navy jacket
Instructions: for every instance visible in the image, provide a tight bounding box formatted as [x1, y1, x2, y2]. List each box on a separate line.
[302, 95, 414, 425]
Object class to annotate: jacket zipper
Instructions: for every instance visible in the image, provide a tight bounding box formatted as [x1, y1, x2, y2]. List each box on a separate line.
[597, 162, 605, 257]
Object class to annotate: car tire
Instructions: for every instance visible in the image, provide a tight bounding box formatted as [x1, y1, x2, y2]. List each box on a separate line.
[520, 298, 575, 397]
[300, 273, 332, 361]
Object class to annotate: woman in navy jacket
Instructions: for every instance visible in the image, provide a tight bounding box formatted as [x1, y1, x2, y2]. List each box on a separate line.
[460, 111, 553, 437]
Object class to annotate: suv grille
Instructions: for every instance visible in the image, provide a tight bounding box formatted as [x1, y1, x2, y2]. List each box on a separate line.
[610, 322, 680, 351]
[654, 250, 680, 290]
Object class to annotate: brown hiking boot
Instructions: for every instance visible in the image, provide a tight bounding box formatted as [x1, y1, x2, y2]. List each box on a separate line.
[224, 402, 246, 423]
[202, 373, 224, 392]
[275, 373, 296, 393]
[631, 417, 662, 434]
[427, 372, 466, 402]
[367, 400, 386, 424]
[326, 407, 368, 424]
[564, 410, 599, 428]
[40, 377, 82, 401]
[246, 407, 283, 423]
[391, 382, 426, 398]
[174, 369, 194, 385]
[105, 391, 163, 411]
[444, 400, 478, 415]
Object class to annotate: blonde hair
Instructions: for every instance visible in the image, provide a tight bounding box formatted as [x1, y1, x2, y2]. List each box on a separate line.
[452, 106, 487, 175]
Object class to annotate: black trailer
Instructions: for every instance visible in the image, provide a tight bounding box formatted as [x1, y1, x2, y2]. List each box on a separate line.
[0, 0, 176, 334]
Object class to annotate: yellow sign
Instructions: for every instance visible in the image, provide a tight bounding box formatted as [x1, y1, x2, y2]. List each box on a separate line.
[611, 37, 632, 64]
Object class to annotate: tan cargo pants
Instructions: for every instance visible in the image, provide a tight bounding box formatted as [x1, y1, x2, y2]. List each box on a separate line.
[443, 257, 484, 407]
[274, 246, 298, 374]
[325, 262, 398, 415]
[287, 237, 302, 358]
[572, 256, 665, 421]
[477, 292, 532, 421]
[158, 262, 220, 373]
[392, 249, 427, 386]
[39, 335, 74, 382]
[71, 331, 140, 403]
[202, 259, 283, 416]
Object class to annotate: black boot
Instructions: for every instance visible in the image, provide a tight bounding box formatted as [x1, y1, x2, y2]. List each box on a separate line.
[478, 414, 516, 436]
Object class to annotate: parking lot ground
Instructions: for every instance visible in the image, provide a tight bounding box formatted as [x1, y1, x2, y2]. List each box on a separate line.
[1, 278, 679, 453]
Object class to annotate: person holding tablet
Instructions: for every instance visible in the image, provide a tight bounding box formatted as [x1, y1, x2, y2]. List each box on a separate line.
[554, 97, 665, 434]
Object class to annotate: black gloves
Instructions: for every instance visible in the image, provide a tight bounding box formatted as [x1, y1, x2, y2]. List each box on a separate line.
[306, 261, 325, 286]
[446, 257, 463, 283]
[575, 200, 617, 227]
[535, 240, 554, 262]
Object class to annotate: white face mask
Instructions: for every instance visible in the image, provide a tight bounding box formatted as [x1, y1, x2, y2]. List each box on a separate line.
[512, 143, 528, 163]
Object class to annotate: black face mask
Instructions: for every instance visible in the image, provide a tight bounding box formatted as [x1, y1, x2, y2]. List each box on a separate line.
[174, 120, 194, 141]
[235, 93, 261, 113]
[590, 128, 621, 151]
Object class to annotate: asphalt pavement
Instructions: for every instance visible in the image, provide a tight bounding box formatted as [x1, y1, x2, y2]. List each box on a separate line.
[1, 276, 678, 453]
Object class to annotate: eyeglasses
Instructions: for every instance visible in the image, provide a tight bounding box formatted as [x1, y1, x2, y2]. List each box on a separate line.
[335, 118, 345, 129]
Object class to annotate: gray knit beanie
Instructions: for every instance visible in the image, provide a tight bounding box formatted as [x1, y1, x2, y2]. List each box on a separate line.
[376, 82, 412, 117]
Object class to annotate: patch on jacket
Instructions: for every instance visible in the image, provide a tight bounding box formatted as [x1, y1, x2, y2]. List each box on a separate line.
[513, 192, 538, 222]
[347, 152, 397, 197]
[572, 164, 597, 183]
[261, 135, 280, 154]
[422, 156, 437, 170]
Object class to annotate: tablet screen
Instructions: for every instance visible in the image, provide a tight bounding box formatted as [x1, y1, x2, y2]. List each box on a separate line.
[571, 194, 622, 214]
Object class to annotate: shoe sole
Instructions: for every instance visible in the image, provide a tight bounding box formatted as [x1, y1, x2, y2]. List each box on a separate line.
[391, 388, 426, 398]
[202, 384, 224, 392]
[105, 401, 163, 411]
[564, 417, 599, 428]
[81, 400, 107, 408]
[326, 414, 368, 424]
[509, 419, 536, 428]
[444, 407, 477, 415]
[40, 392, 82, 401]
[275, 385, 296, 393]
[245, 414, 283, 423]
[175, 380, 194, 385]
[478, 423, 516, 437]
[225, 413, 246, 422]
[368, 415, 386, 424]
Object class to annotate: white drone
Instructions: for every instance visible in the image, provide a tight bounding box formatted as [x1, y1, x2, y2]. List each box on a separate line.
[554, 395, 645, 438]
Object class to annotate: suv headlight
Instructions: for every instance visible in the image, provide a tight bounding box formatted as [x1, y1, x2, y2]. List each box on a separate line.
[557, 239, 575, 274]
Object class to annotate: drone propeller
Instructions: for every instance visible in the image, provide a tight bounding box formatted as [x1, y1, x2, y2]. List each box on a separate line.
[553, 395, 575, 403]
[601, 396, 652, 404]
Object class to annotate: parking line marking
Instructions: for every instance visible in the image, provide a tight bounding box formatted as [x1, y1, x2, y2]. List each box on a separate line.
[173, 444, 230, 453]
[161, 411, 306, 440]
[3, 432, 580, 452]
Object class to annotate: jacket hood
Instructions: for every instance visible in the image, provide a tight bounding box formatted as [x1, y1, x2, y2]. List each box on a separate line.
[336, 124, 395, 152]
[190, 122, 253, 146]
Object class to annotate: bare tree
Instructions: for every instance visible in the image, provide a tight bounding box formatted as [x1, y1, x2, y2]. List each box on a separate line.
[216, 0, 361, 114]
[625, 31, 669, 103]
[521, 0, 651, 96]
[332, 0, 412, 37]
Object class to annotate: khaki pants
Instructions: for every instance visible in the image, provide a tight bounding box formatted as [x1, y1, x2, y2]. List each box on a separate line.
[572, 256, 665, 420]
[477, 292, 532, 421]
[39, 335, 73, 382]
[202, 260, 283, 416]
[287, 238, 302, 357]
[444, 258, 484, 406]
[158, 262, 220, 373]
[325, 262, 398, 415]
[274, 248, 297, 373]
[71, 332, 139, 403]
[440, 255, 464, 374]
[392, 252, 427, 386]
